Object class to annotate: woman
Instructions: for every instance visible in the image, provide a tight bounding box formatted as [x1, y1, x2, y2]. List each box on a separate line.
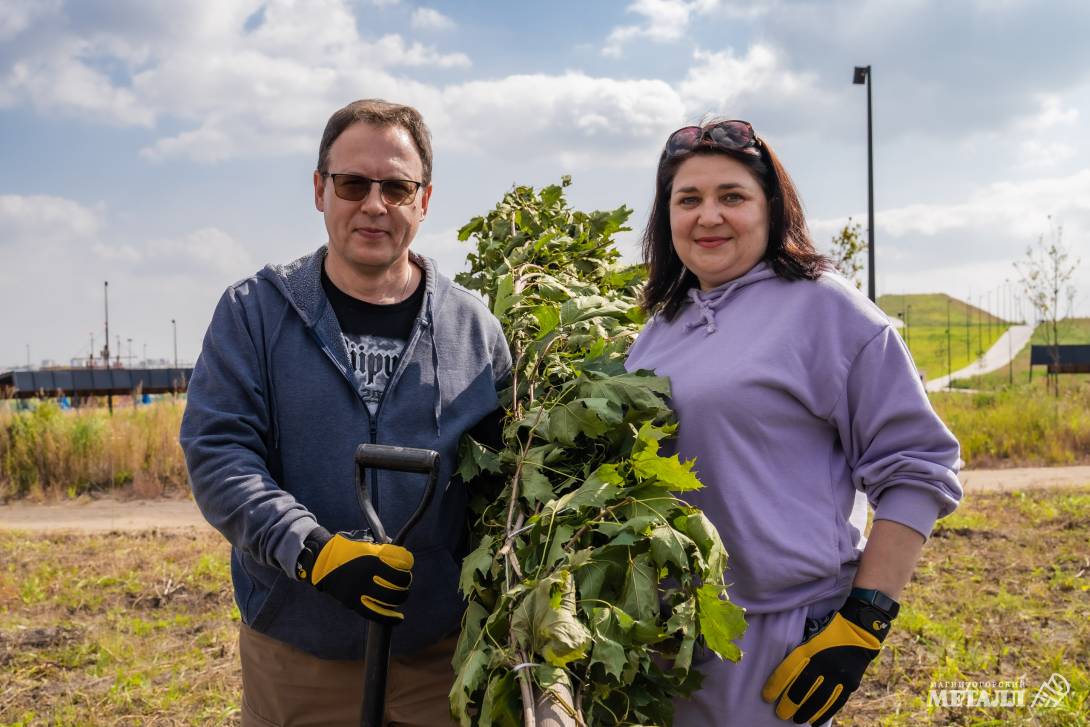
[626, 119, 962, 726]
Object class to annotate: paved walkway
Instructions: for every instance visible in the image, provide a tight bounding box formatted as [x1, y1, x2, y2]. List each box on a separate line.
[2, 464, 1088, 532]
[926, 324, 1035, 392]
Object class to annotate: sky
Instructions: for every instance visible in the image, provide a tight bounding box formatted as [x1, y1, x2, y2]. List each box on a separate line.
[2, 0, 1089, 369]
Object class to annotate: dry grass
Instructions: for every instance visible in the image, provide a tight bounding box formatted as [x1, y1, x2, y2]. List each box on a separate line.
[1, 489, 1087, 725]
[0, 400, 187, 501]
[0, 529, 239, 726]
[931, 383, 1090, 468]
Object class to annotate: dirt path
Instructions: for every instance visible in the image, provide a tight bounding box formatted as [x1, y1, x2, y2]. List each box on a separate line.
[1, 466, 1087, 532]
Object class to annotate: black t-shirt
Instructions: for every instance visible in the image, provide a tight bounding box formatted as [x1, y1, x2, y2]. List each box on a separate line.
[321, 266, 425, 415]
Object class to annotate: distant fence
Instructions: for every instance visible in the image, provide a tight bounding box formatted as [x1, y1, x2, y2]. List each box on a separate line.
[0, 367, 192, 400]
[1029, 345, 1090, 376]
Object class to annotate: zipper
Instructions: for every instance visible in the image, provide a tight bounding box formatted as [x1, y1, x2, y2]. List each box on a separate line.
[369, 294, 432, 536]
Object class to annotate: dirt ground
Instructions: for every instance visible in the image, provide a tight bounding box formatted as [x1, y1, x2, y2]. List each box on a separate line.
[1, 465, 1088, 533]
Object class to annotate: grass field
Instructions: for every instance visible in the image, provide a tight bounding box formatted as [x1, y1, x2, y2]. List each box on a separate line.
[877, 293, 1010, 380]
[1, 488, 1087, 726]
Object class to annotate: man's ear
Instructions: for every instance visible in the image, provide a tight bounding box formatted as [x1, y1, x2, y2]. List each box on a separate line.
[419, 183, 433, 219]
[313, 171, 326, 212]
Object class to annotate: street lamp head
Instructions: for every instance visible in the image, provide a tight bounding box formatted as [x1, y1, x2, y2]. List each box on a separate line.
[853, 66, 869, 84]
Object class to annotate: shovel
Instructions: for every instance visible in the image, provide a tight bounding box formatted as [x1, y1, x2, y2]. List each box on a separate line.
[354, 443, 440, 727]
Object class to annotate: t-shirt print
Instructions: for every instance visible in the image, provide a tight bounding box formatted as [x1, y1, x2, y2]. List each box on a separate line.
[345, 333, 406, 415]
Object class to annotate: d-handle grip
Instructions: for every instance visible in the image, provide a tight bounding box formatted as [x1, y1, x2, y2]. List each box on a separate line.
[353, 444, 440, 546]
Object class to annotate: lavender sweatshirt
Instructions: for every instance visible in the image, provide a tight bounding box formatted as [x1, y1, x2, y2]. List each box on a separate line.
[626, 263, 962, 614]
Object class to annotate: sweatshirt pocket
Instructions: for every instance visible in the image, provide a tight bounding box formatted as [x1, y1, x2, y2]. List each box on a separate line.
[238, 553, 288, 632]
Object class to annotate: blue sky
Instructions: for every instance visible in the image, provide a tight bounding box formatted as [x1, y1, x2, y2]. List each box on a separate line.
[2, 0, 1089, 368]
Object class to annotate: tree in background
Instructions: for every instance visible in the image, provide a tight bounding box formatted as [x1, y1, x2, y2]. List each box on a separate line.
[829, 219, 866, 290]
[1014, 218, 1080, 396]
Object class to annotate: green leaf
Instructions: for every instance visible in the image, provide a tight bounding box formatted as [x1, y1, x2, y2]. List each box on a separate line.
[665, 597, 698, 672]
[547, 464, 624, 515]
[545, 398, 613, 444]
[454, 600, 490, 669]
[589, 608, 627, 682]
[582, 373, 671, 417]
[619, 553, 659, 623]
[517, 447, 554, 506]
[632, 447, 703, 491]
[459, 534, 495, 596]
[696, 584, 746, 662]
[456, 436, 502, 482]
[450, 647, 490, 725]
[512, 571, 593, 668]
[479, 671, 521, 727]
[457, 216, 485, 241]
[492, 272, 516, 317]
[678, 511, 728, 576]
[531, 304, 560, 338]
[649, 524, 695, 570]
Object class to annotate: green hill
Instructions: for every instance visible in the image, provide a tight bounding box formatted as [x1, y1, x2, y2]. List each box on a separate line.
[876, 293, 1012, 379]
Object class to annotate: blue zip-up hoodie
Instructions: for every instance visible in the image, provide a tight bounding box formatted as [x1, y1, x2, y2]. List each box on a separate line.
[180, 246, 510, 659]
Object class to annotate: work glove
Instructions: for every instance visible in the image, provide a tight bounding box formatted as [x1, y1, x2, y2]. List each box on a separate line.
[761, 589, 898, 725]
[295, 526, 414, 625]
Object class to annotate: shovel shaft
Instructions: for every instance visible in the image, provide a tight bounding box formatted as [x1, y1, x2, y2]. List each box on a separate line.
[354, 443, 440, 727]
[361, 622, 393, 727]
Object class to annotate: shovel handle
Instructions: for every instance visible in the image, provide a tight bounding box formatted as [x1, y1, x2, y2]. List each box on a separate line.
[353, 444, 440, 545]
[354, 443, 441, 727]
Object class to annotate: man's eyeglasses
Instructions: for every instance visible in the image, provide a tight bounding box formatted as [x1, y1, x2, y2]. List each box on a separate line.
[665, 120, 760, 158]
[322, 173, 423, 206]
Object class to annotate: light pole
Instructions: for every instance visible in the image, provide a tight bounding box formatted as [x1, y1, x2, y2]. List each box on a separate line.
[853, 65, 876, 302]
[172, 319, 178, 369]
[104, 281, 113, 414]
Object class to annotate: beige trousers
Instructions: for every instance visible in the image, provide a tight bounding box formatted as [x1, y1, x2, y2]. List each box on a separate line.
[239, 623, 459, 727]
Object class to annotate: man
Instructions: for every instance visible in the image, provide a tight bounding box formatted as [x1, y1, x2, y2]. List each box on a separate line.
[180, 99, 510, 726]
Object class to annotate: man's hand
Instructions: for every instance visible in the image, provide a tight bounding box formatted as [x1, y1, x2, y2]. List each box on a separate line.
[297, 528, 414, 625]
[761, 592, 896, 724]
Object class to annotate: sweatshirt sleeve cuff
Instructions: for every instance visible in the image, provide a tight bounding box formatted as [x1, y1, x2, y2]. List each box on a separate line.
[873, 486, 945, 540]
[274, 516, 322, 578]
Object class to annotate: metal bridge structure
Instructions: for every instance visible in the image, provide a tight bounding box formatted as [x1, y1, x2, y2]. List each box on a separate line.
[0, 367, 192, 400]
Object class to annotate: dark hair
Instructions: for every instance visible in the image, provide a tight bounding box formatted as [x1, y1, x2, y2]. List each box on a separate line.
[640, 130, 829, 319]
[316, 99, 434, 185]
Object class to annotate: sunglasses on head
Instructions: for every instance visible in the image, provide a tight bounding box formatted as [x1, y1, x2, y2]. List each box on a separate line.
[665, 119, 760, 158]
[322, 173, 423, 206]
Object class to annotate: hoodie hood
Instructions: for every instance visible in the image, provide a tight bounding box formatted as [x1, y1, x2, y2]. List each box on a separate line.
[684, 261, 779, 335]
[257, 245, 444, 329]
[257, 245, 448, 435]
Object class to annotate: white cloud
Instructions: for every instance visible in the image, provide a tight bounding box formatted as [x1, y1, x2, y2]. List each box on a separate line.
[0, 0, 60, 42]
[94, 227, 255, 278]
[0, 194, 102, 245]
[438, 73, 685, 166]
[1, 0, 468, 158]
[602, 0, 693, 57]
[411, 7, 456, 31]
[601, 0, 772, 57]
[812, 169, 1090, 242]
[678, 44, 817, 112]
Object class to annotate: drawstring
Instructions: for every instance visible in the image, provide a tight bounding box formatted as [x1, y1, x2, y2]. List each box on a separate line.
[684, 287, 723, 335]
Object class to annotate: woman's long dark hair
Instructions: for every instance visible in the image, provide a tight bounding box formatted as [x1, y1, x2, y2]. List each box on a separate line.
[640, 133, 830, 320]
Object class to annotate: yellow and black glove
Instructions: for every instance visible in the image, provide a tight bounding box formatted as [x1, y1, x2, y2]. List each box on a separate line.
[295, 526, 414, 625]
[762, 588, 898, 725]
